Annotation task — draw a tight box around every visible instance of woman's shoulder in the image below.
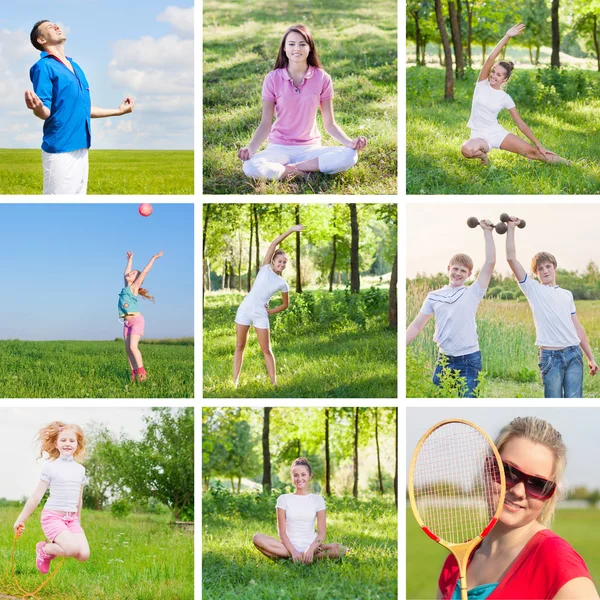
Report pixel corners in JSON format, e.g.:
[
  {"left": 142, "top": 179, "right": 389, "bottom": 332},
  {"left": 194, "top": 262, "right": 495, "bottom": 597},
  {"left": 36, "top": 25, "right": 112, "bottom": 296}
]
[
  {"left": 311, "top": 67, "right": 331, "bottom": 81},
  {"left": 532, "top": 530, "right": 585, "bottom": 561}
]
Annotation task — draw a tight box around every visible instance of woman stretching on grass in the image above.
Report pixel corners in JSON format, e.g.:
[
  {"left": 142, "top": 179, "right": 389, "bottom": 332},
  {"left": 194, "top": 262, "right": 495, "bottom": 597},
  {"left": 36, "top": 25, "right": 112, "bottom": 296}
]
[
  {"left": 237, "top": 24, "right": 367, "bottom": 181},
  {"left": 119, "top": 250, "right": 163, "bottom": 382},
  {"left": 461, "top": 23, "right": 568, "bottom": 166},
  {"left": 437, "top": 417, "right": 598, "bottom": 599},
  {"left": 253, "top": 457, "right": 346, "bottom": 563},
  {"left": 13, "top": 422, "right": 90, "bottom": 574},
  {"left": 234, "top": 225, "right": 303, "bottom": 386}
]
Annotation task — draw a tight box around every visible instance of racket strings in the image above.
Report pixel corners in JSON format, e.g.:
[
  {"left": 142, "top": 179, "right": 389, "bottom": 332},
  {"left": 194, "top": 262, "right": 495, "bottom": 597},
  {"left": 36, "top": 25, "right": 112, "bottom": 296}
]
[{"left": 412, "top": 422, "right": 500, "bottom": 545}]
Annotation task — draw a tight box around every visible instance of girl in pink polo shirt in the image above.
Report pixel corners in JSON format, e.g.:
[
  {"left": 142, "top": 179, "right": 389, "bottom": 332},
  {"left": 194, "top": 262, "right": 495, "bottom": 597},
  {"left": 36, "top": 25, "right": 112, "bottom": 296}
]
[{"left": 238, "top": 24, "right": 367, "bottom": 181}]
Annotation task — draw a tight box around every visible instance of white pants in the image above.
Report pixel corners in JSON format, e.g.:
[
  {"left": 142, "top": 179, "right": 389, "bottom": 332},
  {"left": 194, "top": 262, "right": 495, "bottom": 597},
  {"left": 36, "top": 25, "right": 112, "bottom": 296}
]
[
  {"left": 243, "top": 143, "right": 358, "bottom": 180},
  {"left": 42, "top": 149, "right": 89, "bottom": 195},
  {"left": 469, "top": 126, "right": 511, "bottom": 152}
]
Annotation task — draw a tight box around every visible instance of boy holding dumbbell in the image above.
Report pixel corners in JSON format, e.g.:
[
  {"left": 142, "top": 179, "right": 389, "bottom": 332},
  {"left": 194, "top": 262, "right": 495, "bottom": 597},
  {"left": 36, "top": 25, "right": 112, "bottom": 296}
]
[
  {"left": 506, "top": 216, "right": 598, "bottom": 397},
  {"left": 406, "top": 219, "right": 496, "bottom": 397}
]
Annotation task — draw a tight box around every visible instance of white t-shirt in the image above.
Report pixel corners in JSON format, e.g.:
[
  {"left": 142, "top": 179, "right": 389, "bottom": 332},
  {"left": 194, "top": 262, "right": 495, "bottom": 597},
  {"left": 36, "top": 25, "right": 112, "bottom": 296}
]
[
  {"left": 420, "top": 282, "right": 487, "bottom": 356},
  {"left": 241, "top": 264, "right": 289, "bottom": 309},
  {"left": 467, "top": 80, "right": 516, "bottom": 131},
  {"left": 40, "top": 455, "right": 86, "bottom": 513},
  {"left": 518, "top": 275, "right": 580, "bottom": 348},
  {"left": 276, "top": 493, "right": 326, "bottom": 553}
]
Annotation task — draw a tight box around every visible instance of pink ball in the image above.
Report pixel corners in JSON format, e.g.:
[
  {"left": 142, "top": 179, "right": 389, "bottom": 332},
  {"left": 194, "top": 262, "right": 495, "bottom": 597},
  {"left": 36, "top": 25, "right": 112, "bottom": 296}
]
[{"left": 139, "top": 203, "right": 153, "bottom": 217}]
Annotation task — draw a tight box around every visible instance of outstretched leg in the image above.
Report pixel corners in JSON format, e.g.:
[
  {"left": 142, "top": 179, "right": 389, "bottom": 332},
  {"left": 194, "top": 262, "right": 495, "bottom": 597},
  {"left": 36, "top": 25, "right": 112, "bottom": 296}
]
[
  {"left": 500, "top": 133, "right": 569, "bottom": 163},
  {"left": 255, "top": 327, "right": 276, "bottom": 385},
  {"left": 252, "top": 533, "right": 289, "bottom": 559},
  {"left": 44, "top": 530, "right": 90, "bottom": 562},
  {"left": 461, "top": 138, "right": 490, "bottom": 165},
  {"left": 314, "top": 543, "right": 347, "bottom": 560},
  {"left": 234, "top": 324, "right": 250, "bottom": 386}
]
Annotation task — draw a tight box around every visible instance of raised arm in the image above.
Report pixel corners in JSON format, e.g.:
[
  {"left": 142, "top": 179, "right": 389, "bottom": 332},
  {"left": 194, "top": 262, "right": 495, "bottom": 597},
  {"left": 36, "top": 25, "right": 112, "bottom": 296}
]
[
  {"left": 276, "top": 508, "right": 303, "bottom": 562},
  {"left": 476, "top": 220, "right": 496, "bottom": 289},
  {"left": 238, "top": 101, "right": 275, "bottom": 161},
  {"left": 13, "top": 480, "right": 49, "bottom": 533},
  {"left": 263, "top": 225, "right": 305, "bottom": 265},
  {"left": 132, "top": 251, "right": 163, "bottom": 292},
  {"left": 124, "top": 251, "right": 134, "bottom": 278},
  {"left": 478, "top": 24, "right": 525, "bottom": 82},
  {"left": 91, "top": 97, "right": 134, "bottom": 118},
  {"left": 505, "top": 218, "right": 526, "bottom": 282}
]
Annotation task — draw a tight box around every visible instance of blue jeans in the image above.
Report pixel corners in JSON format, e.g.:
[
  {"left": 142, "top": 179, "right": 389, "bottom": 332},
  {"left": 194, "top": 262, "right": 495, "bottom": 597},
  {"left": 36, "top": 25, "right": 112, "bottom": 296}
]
[
  {"left": 538, "top": 346, "right": 583, "bottom": 398},
  {"left": 433, "top": 351, "right": 482, "bottom": 398}
]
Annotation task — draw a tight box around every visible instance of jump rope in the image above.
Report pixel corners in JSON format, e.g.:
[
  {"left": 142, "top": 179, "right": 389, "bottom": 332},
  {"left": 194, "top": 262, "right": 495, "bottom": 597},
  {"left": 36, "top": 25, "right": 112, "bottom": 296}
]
[{"left": 10, "top": 525, "right": 65, "bottom": 599}]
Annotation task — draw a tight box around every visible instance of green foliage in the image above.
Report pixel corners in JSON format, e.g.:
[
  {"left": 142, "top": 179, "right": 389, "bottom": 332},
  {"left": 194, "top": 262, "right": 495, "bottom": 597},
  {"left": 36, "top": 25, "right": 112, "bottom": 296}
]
[{"left": 110, "top": 498, "right": 133, "bottom": 519}]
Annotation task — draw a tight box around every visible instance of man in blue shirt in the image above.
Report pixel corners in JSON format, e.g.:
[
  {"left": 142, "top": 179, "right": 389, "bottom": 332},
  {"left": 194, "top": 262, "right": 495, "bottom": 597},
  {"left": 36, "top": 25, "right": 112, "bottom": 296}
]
[{"left": 25, "top": 20, "right": 135, "bottom": 195}]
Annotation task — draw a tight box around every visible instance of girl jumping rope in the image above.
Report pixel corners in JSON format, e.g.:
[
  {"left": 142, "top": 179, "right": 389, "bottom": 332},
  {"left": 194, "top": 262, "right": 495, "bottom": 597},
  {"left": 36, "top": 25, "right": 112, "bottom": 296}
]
[
  {"left": 252, "top": 457, "right": 346, "bottom": 563},
  {"left": 13, "top": 422, "right": 89, "bottom": 575},
  {"left": 119, "top": 250, "right": 163, "bottom": 382},
  {"left": 461, "top": 23, "right": 568, "bottom": 166},
  {"left": 237, "top": 24, "right": 367, "bottom": 181},
  {"left": 234, "top": 225, "right": 303, "bottom": 386}
]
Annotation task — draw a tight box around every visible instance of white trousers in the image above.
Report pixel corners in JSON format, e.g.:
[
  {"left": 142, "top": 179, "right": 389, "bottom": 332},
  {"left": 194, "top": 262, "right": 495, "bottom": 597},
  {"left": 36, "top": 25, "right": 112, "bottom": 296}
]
[
  {"left": 42, "top": 149, "right": 89, "bottom": 195},
  {"left": 243, "top": 143, "right": 358, "bottom": 180}
]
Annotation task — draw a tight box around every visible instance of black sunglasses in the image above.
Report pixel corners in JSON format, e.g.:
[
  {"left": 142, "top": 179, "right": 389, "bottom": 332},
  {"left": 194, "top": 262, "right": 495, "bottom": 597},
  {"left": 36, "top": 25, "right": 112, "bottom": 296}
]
[{"left": 491, "top": 459, "right": 556, "bottom": 500}]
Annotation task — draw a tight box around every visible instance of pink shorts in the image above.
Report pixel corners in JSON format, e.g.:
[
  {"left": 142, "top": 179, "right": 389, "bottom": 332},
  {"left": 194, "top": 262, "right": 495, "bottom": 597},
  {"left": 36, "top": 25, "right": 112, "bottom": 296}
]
[
  {"left": 41, "top": 510, "right": 84, "bottom": 542},
  {"left": 123, "top": 314, "right": 145, "bottom": 338}
]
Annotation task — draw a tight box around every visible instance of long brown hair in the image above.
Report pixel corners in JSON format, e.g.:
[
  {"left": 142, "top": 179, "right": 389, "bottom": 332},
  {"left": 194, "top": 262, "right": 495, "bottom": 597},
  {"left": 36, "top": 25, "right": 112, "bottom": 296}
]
[
  {"left": 36, "top": 421, "right": 86, "bottom": 461},
  {"left": 274, "top": 25, "right": 322, "bottom": 70},
  {"left": 138, "top": 287, "right": 156, "bottom": 303}
]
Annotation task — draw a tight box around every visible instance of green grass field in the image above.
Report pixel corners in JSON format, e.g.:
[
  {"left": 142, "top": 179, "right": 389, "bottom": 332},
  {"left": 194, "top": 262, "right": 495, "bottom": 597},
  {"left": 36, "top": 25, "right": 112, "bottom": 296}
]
[
  {"left": 203, "top": 0, "right": 397, "bottom": 195},
  {"left": 203, "top": 496, "right": 397, "bottom": 600},
  {"left": 406, "top": 507, "right": 600, "bottom": 599},
  {"left": 203, "top": 289, "right": 397, "bottom": 398},
  {"left": 406, "top": 66, "right": 600, "bottom": 195},
  {"left": 0, "top": 340, "right": 193, "bottom": 398},
  {"left": 0, "top": 150, "right": 193, "bottom": 195},
  {"left": 0, "top": 507, "right": 193, "bottom": 600},
  {"left": 406, "top": 282, "right": 600, "bottom": 397}
]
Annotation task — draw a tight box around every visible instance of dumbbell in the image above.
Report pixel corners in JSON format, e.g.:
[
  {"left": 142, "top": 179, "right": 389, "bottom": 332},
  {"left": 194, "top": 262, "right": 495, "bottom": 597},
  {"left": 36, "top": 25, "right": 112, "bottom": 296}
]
[
  {"left": 499, "top": 213, "right": 526, "bottom": 230},
  {"left": 466, "top": 217, "right": 507, "bottom": 235}
]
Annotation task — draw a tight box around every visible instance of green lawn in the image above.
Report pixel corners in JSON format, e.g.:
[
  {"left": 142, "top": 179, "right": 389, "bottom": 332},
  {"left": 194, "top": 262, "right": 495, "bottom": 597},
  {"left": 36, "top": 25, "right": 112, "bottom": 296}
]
[
  {"left": 0, "top": 150, "right": 193, "bottom": 195},
  {"left": 203, "top": 290, "right": 397, "bottom": 398},
  {"left": 406, "top": 507, "right": 600, "bottom": 599},
  {"left": 203, "top": 0, "right": 397, "bottom": 195},
  {"left": 0, "top": 340, "right": 194, "bottom": 398},
  {"left": 406, "top": 67, "right": 600, "bottom": 195}
]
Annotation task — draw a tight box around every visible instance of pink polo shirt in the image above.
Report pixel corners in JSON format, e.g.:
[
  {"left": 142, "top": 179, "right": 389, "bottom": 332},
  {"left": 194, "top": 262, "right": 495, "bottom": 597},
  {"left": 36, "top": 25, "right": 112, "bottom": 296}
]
[{"left": 262, "top": 66, "right": 334, "bottom": 146}]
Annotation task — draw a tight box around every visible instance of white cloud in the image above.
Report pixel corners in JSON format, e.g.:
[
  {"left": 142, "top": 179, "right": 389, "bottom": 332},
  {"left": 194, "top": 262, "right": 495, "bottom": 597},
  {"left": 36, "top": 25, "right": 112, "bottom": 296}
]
[
  {"left": 0, "top": 28, "right": 37, "bottom": 62},
  {"left": 157, "top": 6, "right": 194, "bottom": 37},
  {"left": 110, "top": 35, "right": 193, "bottom": 69},
  {"left": 108, "top": 67, "right": 193, "bottom": 95}
]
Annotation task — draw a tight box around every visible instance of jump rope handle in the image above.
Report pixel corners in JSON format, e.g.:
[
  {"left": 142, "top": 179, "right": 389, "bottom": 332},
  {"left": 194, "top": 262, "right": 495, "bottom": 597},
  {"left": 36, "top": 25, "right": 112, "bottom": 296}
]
[{"left": 14, "top": 523, "right": 24, "bottom": 540}]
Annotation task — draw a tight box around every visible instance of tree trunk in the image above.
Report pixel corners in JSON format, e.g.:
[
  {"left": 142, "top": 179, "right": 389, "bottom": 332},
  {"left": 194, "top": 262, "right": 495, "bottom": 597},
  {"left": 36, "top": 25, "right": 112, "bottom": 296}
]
[
  {"left": 394, "top": 407, "right": 398, "bottom": 507},
  {"left": 413, "top": 13, "right": 421, "bottom": 66},
  {"left": 203, "top": 205, "right": 211, "bottom": 292},
  {"left": 349, "top": 204, "right": 360, "bottom": 293},
  {"left": 435, "top": 0, "right": 455, "bottom": 100},
  {"left": 594, "top": 15, "right": 600, "bottom": 72},
  {"left": 551, "top": 0, "right": 560, "bottom": 68},
  {"left": 375, "top": 408, "right": 384, "bottom": 495},
  {"left": 224, "top": 260, "right": 229, "bottom": 289},
  {"left": 238, "top": 230, "right": 243, "bottom": 291},
  {"left": 353, "top": 407, "right": 359, "bottom": 499},
  {"left": 247, "top": 208, "right": 253, "bottom": 292},
  {"left": 329, "top": 233, "right": 337, "bottom": 292},
  {"left": 262, "top": 408, "right": 272, "bottom": 494},
  {"left": 528, "top": 47, "right": 534, "bottom": 65},
  {"left": 482, "top": 43, "right": 486, "bottom": 65},
  {"left": 389, "top": 251, "right": 397, "bottom": 330},
  {"left": 295, "top": 204, "right": 302, "bottom": 293},
  {"left": 535, "top": 46, "right": 540, "bottom": 66},
  {"left": 297, "top": 439, "right": 301, "bottom": 457},
  {"left": 237, "top": 477, "right": 241, "bottom": 494},
  {"left": 254, "top": 205, "right": 260, "bottom": 274},
  {"left": 325, "top": 408, "right": 331, "bottom": 496},
  {"left": 439, "top": 44, "right": 444, "bottom": 66},
  {"left": 448, "top": 0, "right": 464, "bottom": 78},
  {"left": 421, "top": 38, "right": 427, "bottom": 65},
  {"left": 465, "top": 0, "right": 472, "bottom": 67}
]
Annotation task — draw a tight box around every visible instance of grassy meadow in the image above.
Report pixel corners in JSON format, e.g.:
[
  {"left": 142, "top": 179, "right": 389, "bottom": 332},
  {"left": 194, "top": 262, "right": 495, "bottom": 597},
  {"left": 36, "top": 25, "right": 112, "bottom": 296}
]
[
  {"left": 203, "top": 0, "right": 397, "bottom": 195},
  {"left": 203, "top": 288, "right": 397, "bottom": 398},
  {"left": 406, "top": 507, "right": 600, "bottom": 599},
  {"left": 0, "top": 150, "right": 193, "bottom": 195},
  {"left": 406, "top": 62, "right": 600, "bottom": 195},
  {"left": 0, "top": 340, "right": 194, "bottom": 398},
  {"left": 203, "top": 495, "right": 397, "bottom": 600},
  {"left": 406, "top": 280, "right": 600, "bottom": 397},
  {"left": 0, "top": 507, "right": 193, "bottom": 600}
]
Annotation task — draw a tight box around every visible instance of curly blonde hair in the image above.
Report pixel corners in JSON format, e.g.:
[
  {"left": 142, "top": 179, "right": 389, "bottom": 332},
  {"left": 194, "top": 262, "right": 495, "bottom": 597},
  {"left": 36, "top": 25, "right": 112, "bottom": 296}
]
[{"left": 36, "top": 421, "right": 86, "bottom": 461}]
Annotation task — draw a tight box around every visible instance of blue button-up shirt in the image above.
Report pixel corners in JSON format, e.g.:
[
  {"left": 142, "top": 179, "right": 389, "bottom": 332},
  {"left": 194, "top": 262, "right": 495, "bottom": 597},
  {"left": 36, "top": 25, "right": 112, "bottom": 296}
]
[{"left": 29, "top": 52, "right": 92, "bottom": 153}]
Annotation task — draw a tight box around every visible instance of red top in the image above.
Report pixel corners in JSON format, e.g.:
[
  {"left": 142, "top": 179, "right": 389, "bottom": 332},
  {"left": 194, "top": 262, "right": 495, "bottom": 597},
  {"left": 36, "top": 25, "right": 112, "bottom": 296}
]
[{"left": 438, "top": 530, "right": 592, "bottom": 599}]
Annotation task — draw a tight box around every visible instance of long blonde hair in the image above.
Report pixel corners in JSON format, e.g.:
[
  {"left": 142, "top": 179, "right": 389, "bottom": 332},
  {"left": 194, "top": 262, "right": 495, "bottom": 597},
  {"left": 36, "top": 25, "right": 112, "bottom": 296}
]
[
  {"left": 36, "top": 421, "right": 86, "bottom": 461},
  {"left": 495, "top": 417, "right": 566, "bottom": 527}
]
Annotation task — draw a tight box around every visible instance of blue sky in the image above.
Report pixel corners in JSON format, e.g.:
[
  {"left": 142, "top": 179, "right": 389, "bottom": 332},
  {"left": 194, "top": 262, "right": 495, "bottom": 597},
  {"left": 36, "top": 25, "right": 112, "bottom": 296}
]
[
  {"left": 0, "top": 1, "right": 193, "bottom": 150},
  {"left": 0, "top": 203, "right": 194, "bottom": 340}
]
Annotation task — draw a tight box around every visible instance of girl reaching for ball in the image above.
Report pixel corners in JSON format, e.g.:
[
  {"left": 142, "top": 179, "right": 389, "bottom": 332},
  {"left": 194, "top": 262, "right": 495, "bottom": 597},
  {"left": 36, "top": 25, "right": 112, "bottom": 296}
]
[
  {"left": 237, "top": 24, "right": 367, "bottom": 181},
  {"left": 461, "top": 23, "right": 568, "bottom": 166},
  {"left": 119, "top": 250, "right": 163, "bottom": 382}
]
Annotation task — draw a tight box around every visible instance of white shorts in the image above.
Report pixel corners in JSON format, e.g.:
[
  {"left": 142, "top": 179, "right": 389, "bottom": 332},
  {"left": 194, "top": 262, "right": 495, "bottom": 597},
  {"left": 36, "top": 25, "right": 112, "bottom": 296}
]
[
  {"left": 235, "top": 302, "right": 270, "bottom": 329},
  {"left": 42, "top": 148, "right": 89, "bottom": 195},
  {"left": 469, "top": 127, "right": 511, "bottom": 151}
]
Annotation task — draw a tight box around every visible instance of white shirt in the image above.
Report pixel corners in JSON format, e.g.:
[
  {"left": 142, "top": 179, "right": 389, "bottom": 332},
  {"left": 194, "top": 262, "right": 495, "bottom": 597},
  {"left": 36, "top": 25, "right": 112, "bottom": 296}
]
[
  {"left": 518, "top": 275, "right": 580, "bottom": 348},
  {"left": 276, "top": 493, "right": 326, "bottom": 553},
  {"left": 467, "top": 80, "right": 515, "bottom": 131},
  {"left": 241, "top": 264, "right": 289, "bottom": 309},
  {"left": 40, "top": 455, "right": 86, "bottom": 513},
  {"left": 420, "top": 281, "right": 487, "bottom": 356}
]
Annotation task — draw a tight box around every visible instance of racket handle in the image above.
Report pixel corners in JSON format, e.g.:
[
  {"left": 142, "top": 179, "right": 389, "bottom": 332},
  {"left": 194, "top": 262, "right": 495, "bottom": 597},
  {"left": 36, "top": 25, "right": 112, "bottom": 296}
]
[{"left": 459, "top": 575, "right": 468, "bottom": 600}]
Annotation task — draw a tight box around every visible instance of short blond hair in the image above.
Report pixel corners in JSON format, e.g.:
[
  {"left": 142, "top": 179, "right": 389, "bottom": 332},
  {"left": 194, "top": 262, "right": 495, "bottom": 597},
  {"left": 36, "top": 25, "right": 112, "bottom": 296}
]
[
  {"left": 448, "top": 253, "right": 473, "bottom": 272},
  {"left": 531, "top": 252, "right": 557, "bottom": 275}
]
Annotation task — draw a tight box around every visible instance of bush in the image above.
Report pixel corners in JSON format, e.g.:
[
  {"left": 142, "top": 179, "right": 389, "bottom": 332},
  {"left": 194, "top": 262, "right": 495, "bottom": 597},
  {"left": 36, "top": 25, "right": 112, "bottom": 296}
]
[{"left": 111, "top": 498, "right": 133, "bottom": 519}]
